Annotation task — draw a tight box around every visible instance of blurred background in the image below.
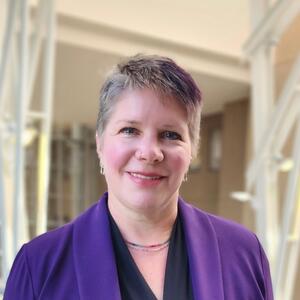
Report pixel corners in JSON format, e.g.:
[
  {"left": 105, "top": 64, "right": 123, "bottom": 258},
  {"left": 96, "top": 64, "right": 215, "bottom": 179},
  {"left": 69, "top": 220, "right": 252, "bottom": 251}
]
[{"left": 0, "top": 0, "right": 300, "bottom": 299}]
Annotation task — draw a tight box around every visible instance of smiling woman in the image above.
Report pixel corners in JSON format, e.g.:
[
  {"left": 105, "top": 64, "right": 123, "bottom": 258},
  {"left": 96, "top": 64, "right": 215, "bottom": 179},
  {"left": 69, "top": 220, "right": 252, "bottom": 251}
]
[
  {"left": 97, "top": 88, "right": 191, "bottom": 220},
  {"left": 4, "top": 55, "right": 273, "bottom": 300}
]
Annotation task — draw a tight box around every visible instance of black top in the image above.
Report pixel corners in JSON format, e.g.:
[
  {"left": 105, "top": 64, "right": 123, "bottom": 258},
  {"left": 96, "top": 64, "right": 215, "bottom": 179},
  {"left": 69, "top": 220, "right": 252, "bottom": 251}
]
[{"left": 109, "top": 211, "right": 194, "bottom": 300}]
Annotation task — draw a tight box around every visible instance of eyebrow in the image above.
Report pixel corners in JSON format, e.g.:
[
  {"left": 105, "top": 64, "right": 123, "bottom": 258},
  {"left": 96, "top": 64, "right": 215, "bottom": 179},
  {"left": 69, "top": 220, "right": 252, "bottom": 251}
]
[
  {"left": 116, "top": 119, "right": 186, "bottom": 132},
  {"left": 161, "top": 124, "right": 182, "bottom": 129},
  {"left": 116, "top": 120, "right": 141, "bottom": 125}
]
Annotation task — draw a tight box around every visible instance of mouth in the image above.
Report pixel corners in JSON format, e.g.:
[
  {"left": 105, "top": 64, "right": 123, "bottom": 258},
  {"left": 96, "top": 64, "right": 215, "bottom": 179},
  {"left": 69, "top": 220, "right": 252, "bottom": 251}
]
[{"left": 127, "top": 172, "right": 166, "bottom": 181}]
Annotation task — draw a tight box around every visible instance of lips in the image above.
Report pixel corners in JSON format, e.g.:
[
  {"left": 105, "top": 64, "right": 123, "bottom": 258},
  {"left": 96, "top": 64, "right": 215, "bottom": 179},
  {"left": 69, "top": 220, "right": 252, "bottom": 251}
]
[{"left": 127, "top": 171, "right": 166, "bottom": 180}]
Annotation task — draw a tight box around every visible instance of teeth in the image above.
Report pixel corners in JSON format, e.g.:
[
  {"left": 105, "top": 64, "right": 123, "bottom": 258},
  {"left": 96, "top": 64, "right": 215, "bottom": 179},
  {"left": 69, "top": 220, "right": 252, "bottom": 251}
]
[{"left": 130, "top": 173, "right": 161, "bottom": 180}]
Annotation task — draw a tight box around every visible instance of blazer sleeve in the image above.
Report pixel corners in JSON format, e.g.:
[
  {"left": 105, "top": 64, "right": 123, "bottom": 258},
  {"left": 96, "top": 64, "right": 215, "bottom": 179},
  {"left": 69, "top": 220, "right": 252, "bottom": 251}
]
[
  {"left": 4, "top": 245, "right": 35, "bottom": 300},
  {"left": 256, "top": 236, "right": 274, "bottom": 300}
]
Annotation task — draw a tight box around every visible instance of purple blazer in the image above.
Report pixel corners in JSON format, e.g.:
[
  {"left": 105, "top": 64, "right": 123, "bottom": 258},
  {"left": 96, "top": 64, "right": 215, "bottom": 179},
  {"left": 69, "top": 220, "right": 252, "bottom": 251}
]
[{"left": 4, "top": 193, "right": 273, "bottom": 299}]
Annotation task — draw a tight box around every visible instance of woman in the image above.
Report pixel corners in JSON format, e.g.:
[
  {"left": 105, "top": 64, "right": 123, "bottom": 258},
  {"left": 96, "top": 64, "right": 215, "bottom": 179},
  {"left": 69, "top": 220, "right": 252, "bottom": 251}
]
[{"left": 4, "top": 55, "right": 273, "bottom": 299}]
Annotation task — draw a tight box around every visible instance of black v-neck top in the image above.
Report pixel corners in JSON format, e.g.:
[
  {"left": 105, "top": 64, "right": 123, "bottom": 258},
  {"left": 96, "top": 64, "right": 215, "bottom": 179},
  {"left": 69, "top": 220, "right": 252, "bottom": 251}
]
[{"left": 109, "top": 211, "right": 194, "bottom": 300}]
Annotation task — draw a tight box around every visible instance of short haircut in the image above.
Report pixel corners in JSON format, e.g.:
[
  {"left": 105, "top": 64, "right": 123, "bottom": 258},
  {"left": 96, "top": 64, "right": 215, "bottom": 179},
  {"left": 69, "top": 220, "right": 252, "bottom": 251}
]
[{"left": 97, "top": 54, "right": 202, "bottom": 157}]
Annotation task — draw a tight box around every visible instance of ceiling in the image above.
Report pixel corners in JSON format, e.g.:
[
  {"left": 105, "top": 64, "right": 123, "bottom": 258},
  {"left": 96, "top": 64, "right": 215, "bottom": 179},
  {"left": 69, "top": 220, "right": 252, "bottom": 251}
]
[
  {"left": 49, "top": 43, "right": 250, "bottom": 127},
  {"left": 52, "top": 0, "right": 251, "bottom": 58},
  {"left": 29, "top": 0, "right": 252, "bottom": 126}
]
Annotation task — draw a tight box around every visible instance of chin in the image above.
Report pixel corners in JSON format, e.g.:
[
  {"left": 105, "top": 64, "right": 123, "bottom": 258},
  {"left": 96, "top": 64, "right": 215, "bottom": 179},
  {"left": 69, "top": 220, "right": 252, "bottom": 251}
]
[
  {"left": 127, "top": 191, "right": 176, "bottom": 213},
  {"left": 127, "top": 194, "right": 160, "bottom": 210}
]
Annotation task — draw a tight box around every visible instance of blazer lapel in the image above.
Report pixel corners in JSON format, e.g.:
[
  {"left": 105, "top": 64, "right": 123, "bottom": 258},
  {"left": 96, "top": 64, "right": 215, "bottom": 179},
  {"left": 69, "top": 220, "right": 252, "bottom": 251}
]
[
  {"left": 73, "top": 192, "right": 121, "bottom": 300},
  {"left": 72, "top": 194, "right": 224, "bottom": 299},
  {"left": 179, "top": 198, "right": 224, "bottom": 300}
]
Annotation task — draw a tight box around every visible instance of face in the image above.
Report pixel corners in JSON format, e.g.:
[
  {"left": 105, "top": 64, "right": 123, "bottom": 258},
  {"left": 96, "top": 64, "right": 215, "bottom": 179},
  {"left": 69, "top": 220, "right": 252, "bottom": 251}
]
[{"left": 96, "top": 88, "right": 192, "bottom": 216}]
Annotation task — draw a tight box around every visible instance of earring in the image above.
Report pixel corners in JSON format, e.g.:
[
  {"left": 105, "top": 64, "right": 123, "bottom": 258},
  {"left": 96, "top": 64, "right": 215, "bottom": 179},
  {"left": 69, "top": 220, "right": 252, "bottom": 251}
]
[
  {"left": 99, "top": 161, "right": 104, "bottom": 175},
  {"left": 183, "top": 173, "right": 188, "bottom": 182}
]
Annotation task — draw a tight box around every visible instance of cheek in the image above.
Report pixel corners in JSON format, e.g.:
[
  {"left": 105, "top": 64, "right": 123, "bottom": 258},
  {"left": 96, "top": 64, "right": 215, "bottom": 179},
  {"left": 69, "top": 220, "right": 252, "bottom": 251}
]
[
  {"left": 102, "top": 141, "right": 133, "bottom": 171},
  {"left": 167, "top": 148, "right": 191, "bottom": 172}
]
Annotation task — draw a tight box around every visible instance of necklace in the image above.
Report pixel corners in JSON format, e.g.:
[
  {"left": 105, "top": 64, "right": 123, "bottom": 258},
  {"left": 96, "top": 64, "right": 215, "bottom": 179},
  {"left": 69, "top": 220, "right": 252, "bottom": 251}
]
[{"left": 125, "top": 238, "right": 171, "bottom": 252}]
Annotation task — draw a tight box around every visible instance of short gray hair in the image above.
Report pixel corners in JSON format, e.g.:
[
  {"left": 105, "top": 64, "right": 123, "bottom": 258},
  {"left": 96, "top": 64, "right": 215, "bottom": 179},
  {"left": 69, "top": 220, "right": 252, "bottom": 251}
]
[{"left": 97, "top": 54, "right": 202, "bottom": 157}]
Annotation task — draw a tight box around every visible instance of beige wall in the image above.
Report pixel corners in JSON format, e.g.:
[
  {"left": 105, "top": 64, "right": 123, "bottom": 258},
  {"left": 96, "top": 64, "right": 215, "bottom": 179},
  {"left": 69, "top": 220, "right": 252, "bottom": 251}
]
[
  {"left": 181, "top": 113, "right": 222, "bottom": 213},
  {"left": 181, "top": 98, "right": 250, "bottom": 225},
  {"left": 217, "top": 99, "right": 249, "bottom": 224},
  {"left": 181, "top": 114, "right": 222, "bottom": 213}
]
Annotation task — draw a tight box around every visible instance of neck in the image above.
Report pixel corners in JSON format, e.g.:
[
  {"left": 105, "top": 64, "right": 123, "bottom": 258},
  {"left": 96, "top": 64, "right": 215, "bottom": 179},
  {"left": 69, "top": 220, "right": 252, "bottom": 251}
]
[{"left": 107, "top": 194, "right": 178, "bottom": 245}]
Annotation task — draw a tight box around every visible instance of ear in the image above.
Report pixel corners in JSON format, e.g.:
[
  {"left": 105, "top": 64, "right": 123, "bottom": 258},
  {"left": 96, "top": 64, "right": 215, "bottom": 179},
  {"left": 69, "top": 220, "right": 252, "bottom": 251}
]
[{"left": 95, "top": 131, "right": 102, "bottom": 158}]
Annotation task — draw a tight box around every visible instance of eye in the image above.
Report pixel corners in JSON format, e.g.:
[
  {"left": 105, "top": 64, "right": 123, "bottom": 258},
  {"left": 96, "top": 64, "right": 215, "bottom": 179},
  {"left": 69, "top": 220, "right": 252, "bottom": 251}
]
[
  {"left": 161, "top": 131, "right": 182, "bottom": 141},
  {"left": 119, "top": 127, "right": 138, "bottom": 135}
]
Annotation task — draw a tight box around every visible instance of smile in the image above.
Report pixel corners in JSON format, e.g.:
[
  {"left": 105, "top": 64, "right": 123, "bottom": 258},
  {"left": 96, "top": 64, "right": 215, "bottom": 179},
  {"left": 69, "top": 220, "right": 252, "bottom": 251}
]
[{"left": 128, "top": 172, "right": 164, "bottom": 180}]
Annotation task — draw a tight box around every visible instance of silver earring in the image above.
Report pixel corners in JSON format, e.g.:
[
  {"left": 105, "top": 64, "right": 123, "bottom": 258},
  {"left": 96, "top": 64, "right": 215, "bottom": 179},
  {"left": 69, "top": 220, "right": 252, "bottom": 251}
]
[
  {"left": 99, "top": 161, "right": 104, "bottom": 175},
  {"left": 183, "top": 173, "right": 188, "bottom": 182}
]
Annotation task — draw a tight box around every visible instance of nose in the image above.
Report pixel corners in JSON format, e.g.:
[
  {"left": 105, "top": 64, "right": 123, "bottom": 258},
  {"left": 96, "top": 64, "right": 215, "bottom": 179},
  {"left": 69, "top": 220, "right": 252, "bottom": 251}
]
[{"left": 135, "top": 135, "right": 164, "bottom": 164}]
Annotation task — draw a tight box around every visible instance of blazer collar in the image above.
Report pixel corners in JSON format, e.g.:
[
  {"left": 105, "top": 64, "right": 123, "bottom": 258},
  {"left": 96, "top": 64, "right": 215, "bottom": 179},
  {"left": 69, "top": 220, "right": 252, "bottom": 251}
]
[
  {"left": 72, "top": 193, "right": 224, "bottom": 300},
  {"left": 73, "top": 192, "right": 121, "bottom": 300},
  {"left": 179, "top": 198, "right": 224, "bottom": 299}
]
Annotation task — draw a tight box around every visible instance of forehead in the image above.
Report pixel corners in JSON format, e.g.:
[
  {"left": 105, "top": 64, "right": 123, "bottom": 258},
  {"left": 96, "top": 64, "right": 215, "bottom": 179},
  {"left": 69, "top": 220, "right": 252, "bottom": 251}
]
[{"left": 109, "top": 88, "right": 188, "bottom": 122}]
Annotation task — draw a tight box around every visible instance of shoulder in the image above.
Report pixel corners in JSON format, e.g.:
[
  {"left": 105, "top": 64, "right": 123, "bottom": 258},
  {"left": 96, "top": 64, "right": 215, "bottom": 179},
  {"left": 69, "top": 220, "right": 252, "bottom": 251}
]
[
  {"left": 5, "top": 201, "right": 101, "bottom": 298},
  {"left": 202, "top": 210, "right": 273, "bottom": 299},
  {"left": 179, "top": 199, "right": 266, "bottom": 269},
  {"left": 203, "top": 211, "right": 267, "bottom": 268},
  {"left": 180, "top": 199, "right": 258, "bottom": 246},
  {"left": 27, "top": 221, "right": 74, "bottom": 253},
  {"left": 25, "top": 200, "right": 100, "bottom": 255},
  {"left": 4, "top": 225, "right": 73, "bottom": 299},
  {"left": 205, "top": 211, "right": 259, "bottom": 248},
  {"left": 180, "top": 200, "right": 273, "bottom": 298}
]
